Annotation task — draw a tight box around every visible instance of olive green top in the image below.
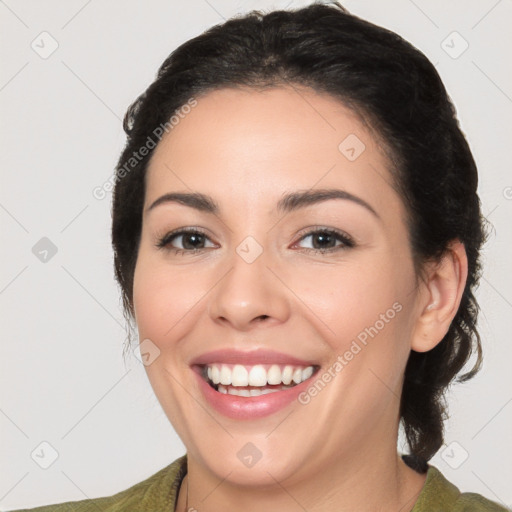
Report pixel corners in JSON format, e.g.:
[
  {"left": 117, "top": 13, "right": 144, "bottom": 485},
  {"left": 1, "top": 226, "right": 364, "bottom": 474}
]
[{"left": 7, "top": 454, "right": 509, "bottom": 511}]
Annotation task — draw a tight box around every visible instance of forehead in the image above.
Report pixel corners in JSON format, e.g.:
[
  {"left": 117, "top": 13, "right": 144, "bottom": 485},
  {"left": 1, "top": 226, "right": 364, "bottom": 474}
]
[
  {"left": 149, "top": 86, "right": 373, "bottom": 167},
  {"left": 144, "top": 86, "right": 404, "bottom": 224}
]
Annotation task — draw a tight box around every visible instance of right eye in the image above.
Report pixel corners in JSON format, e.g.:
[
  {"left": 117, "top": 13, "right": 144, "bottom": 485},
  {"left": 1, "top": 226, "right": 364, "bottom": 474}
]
[{"left": 156, "top": 227, "right": 216, "bottom": 255}]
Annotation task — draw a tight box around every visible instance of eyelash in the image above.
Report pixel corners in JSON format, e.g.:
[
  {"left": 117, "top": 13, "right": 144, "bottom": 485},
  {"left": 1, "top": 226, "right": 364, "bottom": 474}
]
[{"left": 155, "top": 226, "right": 355, "bottom": 256}]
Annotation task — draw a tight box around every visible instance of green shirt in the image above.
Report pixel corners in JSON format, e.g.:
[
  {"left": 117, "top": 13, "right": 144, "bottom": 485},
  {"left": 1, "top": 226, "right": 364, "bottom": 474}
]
[{"left": 7, "top": 454, "right": 508, "bottom": 511}]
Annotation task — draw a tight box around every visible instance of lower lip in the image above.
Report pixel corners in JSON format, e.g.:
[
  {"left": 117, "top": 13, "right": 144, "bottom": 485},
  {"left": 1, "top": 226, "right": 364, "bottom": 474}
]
[{"left": 192, "top": 367, "right": 316, "bottom": 420}]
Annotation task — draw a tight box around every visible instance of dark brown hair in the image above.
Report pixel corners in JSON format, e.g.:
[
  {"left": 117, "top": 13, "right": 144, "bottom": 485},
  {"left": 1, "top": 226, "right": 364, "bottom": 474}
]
[{"left": 111, "top": 1, "right": 488, "bottom": 465}]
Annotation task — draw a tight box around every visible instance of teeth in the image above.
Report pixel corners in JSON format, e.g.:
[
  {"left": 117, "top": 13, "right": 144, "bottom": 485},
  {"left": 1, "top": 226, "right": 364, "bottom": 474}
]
[
  {"left": 204, "top": 363, "right": 316, "bottom": 387},
  {"left": 302, "top": 366, "right": 314, "bottom": 380},
  {"left": 217, "top": 384, "right": 295, "bottom": 396},
  {"left": 267, "top": 365, "right": 282, "bottom": 385},
  {"left": 219, "top": 365, "right": 232, "bottom": 385},
  {"left": 230, "top": 387, "right": 250, "bottom": 397},
  {"left": 211, "top": 365, "right": 220, "bottom": 384},
  {"left": 232, "top": 365, "right": 249, "bottom": 386},
  {"left": 248, "top": 365, "right": 267, "bottom": 386},
  {"left": 282, "top": 365, "right": 293, "bottom": 385},
  {"left": 292, "top": 368, "right": 302, "bottom": 384}
]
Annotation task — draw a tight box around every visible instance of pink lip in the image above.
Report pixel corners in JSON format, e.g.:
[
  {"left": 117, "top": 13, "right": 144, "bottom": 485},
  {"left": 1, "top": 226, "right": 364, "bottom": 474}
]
[
  {"left": 192, "top": 368, "right": 318, "bottom": 420},
  {"left": 190, "top": 348, "right": 317, "bottom": 367}
]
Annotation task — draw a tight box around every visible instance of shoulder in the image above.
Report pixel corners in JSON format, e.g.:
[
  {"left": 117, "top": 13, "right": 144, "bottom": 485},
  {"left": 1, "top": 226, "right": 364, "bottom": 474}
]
[
  {"left": 6, "top": 454, "right": 187, "bottom": 512},
  {"left": 412, "top": 464, "right": 509, "bottom": 512},
  {"left": 453, "top": 492, "right": 510, "bottom": 511}
]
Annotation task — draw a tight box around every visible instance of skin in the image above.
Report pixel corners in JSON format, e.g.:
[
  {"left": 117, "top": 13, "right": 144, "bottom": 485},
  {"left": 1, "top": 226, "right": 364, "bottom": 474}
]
[{"left": 132, "top": 86, "right": 468, "bottom": 512}]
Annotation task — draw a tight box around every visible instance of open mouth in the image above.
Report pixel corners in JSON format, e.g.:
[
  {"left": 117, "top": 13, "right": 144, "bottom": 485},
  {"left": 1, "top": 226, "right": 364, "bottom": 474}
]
[{"left": 197, "top": 363, "right": 320, "bottom": 397}]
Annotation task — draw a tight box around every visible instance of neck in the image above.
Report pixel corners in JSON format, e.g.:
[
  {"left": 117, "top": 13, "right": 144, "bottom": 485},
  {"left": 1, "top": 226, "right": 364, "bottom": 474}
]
[{"left": 176, "top": 429, "right": 427, "bottom": 512}]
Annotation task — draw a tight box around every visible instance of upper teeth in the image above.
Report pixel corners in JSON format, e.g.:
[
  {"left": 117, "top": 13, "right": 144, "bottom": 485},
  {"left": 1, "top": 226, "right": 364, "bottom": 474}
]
[{"left": 205, "top": 364, "right": 315, "bottom": 387}]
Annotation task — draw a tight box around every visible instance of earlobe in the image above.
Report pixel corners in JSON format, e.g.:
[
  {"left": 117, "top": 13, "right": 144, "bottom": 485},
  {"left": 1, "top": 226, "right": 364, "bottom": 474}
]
[{"left": 411, "top": 240, "right": 468, "bottom": 353}]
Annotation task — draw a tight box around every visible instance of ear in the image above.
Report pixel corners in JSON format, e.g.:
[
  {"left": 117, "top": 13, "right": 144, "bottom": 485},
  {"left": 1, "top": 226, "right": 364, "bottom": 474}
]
[{"left": 411, "top": 240, "right": 468, "bottom": 353}]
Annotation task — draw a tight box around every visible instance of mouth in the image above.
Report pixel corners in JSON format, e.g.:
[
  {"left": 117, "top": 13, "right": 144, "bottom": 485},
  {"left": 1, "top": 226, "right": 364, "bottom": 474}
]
[{"left": 194, "top": 363, "right": 321, "bottom": 397}]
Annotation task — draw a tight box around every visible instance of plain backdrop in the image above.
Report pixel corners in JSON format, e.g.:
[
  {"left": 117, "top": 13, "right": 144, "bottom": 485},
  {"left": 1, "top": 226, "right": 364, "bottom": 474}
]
[{"left": 1, "top": 0, "right": 511, "bottom": 510}]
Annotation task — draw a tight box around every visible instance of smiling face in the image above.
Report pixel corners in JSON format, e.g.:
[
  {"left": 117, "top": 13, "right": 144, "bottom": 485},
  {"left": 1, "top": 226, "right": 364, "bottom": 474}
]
[{"left": 132, "top": 86, "right": 428, "bottom": 488}]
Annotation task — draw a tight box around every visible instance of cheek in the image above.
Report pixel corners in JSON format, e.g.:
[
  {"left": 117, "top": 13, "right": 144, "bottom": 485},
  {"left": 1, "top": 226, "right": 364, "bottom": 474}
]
[
  {"left": 294, "top": 254, "right": 411, "bottom": 342},
  {"left": 132, "top": 254, "right": 211, "bottom": 346},
  {"left": 297, "top": 251, "right": 416, "bottom": 392},
  {"left": 133, "top": 255, "right": 191, "bottom": 345}
]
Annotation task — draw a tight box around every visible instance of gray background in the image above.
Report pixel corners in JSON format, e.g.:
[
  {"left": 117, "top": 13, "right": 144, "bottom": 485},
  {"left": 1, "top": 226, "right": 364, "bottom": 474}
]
[{"left": 1, "top": 0, "right": 511, "bottom": 510}]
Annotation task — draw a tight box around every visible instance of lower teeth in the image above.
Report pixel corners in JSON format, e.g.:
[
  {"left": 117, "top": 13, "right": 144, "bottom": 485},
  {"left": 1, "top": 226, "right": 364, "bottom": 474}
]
[{"left": 214, "top": 383, "right": 296, "bottom": 396}]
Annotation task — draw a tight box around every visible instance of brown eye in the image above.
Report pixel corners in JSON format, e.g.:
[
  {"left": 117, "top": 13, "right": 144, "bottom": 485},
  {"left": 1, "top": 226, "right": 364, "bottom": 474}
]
[
  {"left": 156, "top": 228, "right": 215, "bottom": 254},
  {"left": 295, "top": 228, "right": 355, "bottom": 253}
]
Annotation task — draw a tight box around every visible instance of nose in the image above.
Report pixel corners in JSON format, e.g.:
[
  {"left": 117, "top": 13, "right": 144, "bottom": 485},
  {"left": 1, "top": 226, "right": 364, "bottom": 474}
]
[{"left": 207, "top": 245, "right": 290, "bottom": 331}]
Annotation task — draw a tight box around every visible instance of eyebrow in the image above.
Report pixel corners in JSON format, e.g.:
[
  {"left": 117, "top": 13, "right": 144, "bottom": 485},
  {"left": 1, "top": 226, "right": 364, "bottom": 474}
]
[
  {"left": 146, "top": 188, "right": 380, "bottom": 219},
  {"left": 276, "top": 188, "right": 379, "bottom": 219}
]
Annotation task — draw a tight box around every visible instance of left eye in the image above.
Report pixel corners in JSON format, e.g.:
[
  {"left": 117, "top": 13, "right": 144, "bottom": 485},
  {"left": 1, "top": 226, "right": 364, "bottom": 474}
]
[{"left": 294, "top": 229, "right": 355, "bottom": 252}]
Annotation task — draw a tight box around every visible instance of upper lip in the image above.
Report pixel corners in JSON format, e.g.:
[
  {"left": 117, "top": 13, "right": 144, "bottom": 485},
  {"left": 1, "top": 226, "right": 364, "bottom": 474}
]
[{"left": 190, "top": 348, "right": 319, "bottom": 367}]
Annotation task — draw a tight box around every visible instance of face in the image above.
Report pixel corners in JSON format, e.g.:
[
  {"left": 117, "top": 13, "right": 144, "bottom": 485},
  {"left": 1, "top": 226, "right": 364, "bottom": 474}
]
[{"left": 132, "top": 86, "right": 425, "bottom": 487}]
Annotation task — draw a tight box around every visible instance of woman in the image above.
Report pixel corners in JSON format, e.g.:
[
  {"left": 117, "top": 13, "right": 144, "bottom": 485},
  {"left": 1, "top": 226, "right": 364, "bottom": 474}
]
[{"left": 11, "top": 2, "right": 508, "bottom": 511}]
